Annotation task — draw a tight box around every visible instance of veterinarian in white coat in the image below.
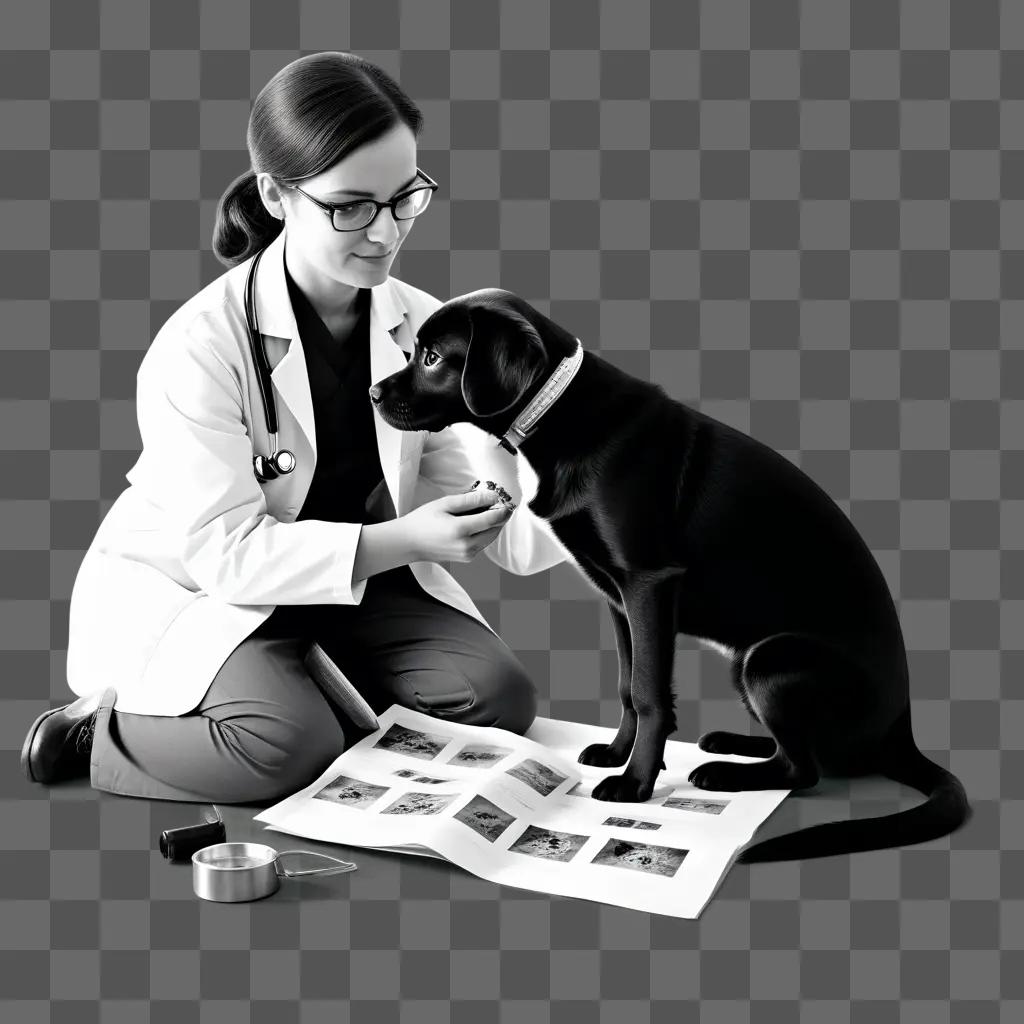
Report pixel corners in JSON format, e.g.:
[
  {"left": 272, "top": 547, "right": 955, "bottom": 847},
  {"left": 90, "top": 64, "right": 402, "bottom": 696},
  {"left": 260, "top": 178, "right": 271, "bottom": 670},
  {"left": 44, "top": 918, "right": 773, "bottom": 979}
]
[
  {"left": 53, "top": 53, "right": 569, "bottom": 803},
  {"left": 65, "top": 224, "right": 566, "bottom": 710}
]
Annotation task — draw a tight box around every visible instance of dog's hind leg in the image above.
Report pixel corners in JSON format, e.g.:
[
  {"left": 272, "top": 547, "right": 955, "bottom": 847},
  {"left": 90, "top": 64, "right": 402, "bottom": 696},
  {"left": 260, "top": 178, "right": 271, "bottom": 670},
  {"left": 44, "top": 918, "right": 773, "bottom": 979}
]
[
  {"left": 690, "top": 632, "right": 864, "bottom": 792},
  {"left": 589, "top": 571, "right": 682, "bottom": 802},
  {"left": 698, "top": 731, "right": 777, "bottom": 758},
  {"left": 697, "top": 654, "right": 780, "bottom": 758},
  {"left": 578, "top": 604, "right": 637, "bottom": 768}
]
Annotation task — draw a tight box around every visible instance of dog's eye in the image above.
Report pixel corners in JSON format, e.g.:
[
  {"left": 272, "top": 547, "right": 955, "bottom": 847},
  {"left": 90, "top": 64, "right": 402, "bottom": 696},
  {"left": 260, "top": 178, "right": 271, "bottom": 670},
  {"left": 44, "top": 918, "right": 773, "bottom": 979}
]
[{"left": 424, "top": 350, "right": 440, "bottom": 367}]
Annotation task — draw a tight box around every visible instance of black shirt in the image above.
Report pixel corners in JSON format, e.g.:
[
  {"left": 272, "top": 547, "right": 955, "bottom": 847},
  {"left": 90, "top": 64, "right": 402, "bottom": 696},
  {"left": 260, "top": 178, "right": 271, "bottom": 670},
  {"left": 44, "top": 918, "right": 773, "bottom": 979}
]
[{"left": 283, "top": 262, "right": 390, "bottom": 525}]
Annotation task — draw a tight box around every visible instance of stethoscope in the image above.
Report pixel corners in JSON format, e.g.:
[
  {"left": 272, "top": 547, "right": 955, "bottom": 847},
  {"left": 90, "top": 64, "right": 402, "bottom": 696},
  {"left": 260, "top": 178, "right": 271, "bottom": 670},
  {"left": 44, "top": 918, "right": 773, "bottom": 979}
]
[{"left": 245, "top": 244, "right": 296, "bottom": 483}]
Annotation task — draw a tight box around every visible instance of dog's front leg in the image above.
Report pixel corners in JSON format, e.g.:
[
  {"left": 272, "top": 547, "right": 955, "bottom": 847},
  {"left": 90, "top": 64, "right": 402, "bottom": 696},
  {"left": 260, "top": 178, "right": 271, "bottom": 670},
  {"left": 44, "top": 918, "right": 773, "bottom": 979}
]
[
  {"left": 590, "top": 572, "right": 680, "bottom": 802},
  {"left": 578, "top": 603, "right": 635, "bottom": 767}
]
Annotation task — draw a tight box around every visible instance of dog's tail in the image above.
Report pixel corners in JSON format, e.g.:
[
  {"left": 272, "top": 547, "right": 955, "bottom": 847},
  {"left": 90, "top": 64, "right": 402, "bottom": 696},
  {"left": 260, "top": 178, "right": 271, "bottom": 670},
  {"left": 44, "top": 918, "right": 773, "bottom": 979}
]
[{"left": 736, "top": 707, "right": 970, "bottom": 864}]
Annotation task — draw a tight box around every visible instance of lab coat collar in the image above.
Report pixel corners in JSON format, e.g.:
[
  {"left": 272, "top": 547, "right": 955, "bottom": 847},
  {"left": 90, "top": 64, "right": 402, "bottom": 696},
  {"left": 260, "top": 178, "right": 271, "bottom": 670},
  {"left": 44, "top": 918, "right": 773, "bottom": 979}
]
[
  {"left": 252, "top": 226, "right": 409, "bottom": 342},
  {"left": 247, "top": 226, "right": 416, "bottom": 487}
]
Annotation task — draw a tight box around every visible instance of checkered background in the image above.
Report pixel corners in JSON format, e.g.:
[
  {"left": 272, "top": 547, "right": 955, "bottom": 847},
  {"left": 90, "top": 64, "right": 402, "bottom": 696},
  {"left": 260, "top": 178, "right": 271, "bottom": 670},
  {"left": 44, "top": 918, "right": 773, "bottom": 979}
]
[{"left": 1, "top": 0, "right": 1020, "bottom": 1019}]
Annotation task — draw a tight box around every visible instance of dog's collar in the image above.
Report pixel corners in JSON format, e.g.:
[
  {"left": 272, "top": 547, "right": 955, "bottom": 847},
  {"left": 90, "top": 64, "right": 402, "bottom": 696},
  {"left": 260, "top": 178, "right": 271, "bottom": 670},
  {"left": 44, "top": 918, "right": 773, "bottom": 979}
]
[{"left": 496, "top": 337, "right": 584, "bottom": 456}]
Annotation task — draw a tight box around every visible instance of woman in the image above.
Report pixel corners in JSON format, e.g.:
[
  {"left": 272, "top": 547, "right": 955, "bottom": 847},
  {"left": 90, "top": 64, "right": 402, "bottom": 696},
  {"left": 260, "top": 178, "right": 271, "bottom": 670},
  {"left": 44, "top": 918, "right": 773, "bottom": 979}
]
[{"left": 22, "top": 52, "right": 568, "bottom": 804}]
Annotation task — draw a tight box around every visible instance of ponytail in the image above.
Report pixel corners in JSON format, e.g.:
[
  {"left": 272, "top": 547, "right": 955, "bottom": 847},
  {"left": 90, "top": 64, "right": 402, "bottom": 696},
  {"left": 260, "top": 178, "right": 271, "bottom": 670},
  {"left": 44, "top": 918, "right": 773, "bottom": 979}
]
[
  {"left": 211, "top": 168, "right": 283, "bottom": 268},
  {"left": 211, "top": 52, "right": 424, "bottom": 268}
]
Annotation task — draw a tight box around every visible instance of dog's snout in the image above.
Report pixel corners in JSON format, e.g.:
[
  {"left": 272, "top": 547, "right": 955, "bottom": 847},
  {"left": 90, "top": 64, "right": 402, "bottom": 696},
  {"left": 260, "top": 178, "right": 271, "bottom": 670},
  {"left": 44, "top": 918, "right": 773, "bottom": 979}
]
[{"left": 368, "top": 383, "right": 382, "bottom": 404}]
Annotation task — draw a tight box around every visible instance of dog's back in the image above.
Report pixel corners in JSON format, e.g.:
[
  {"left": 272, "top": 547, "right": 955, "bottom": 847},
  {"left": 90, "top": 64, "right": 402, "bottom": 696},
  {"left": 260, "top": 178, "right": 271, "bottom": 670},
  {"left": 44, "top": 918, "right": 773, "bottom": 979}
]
[
  {"left": 670, "top": 406, "right": 904, "bottom": 661},
  {"left": 531, "top": 354, "right": 903, "bottom": 666}
]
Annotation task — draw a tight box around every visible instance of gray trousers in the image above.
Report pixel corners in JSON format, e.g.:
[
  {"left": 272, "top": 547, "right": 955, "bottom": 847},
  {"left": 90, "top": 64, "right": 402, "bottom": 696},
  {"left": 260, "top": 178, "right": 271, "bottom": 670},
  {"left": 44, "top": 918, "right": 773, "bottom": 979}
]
[{"left": 88, "top": 565, "right": 538, "bottom": 804}]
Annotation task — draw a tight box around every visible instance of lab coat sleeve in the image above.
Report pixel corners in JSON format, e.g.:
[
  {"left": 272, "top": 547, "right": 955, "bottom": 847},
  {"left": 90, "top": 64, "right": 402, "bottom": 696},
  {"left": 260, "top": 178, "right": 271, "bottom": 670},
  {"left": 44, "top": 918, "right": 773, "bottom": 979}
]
[
  {"left": 415, "top": 420, "right": 571, "bottom": 576},
  {"left": 129, "top": 325, "right": 369, "bottom": 607}
]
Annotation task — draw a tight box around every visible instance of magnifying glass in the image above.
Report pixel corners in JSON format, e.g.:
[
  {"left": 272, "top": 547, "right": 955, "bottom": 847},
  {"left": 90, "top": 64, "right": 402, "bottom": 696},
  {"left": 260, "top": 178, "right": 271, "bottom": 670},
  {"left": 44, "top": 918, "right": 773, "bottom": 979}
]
[{"left": 192, "top": 842, "right": 357, "bottom": 902}]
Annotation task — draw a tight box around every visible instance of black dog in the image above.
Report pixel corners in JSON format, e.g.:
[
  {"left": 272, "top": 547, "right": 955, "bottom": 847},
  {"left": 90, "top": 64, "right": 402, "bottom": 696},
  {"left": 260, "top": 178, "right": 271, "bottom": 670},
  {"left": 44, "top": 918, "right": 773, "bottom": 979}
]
[{"left": 368, "top": 288, "right": 970, "bottom": 863}]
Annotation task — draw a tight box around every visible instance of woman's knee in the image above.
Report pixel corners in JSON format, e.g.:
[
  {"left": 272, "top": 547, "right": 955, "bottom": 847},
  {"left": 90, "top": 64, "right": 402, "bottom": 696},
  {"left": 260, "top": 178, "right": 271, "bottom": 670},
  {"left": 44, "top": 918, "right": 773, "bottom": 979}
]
[
  {"left": 197, "top": 634, "right": 350, "bottom": 801},
  {"left": 490, "top": 666, "right": 538, "bottom": 735},
  {"left": 213, "top": 687, "right": 346, "bottom": 802},
  {"left": 450, "top": 652, "right": 538, "bottom": 736}
]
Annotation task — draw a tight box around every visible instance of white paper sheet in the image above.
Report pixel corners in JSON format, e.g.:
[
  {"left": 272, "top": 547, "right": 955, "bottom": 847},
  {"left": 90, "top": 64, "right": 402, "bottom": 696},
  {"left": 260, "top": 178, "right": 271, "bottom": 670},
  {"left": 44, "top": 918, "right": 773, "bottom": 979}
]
[{"left": 253, "top": 705, "right": 790, "bottom": 919}]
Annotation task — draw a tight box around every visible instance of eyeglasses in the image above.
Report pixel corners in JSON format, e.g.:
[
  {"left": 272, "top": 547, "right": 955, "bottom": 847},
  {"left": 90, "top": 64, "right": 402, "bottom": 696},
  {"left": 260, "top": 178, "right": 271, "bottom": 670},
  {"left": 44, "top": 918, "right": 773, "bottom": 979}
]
[{"left": 282, "top": 168, "right": 439, "bottom": 232}]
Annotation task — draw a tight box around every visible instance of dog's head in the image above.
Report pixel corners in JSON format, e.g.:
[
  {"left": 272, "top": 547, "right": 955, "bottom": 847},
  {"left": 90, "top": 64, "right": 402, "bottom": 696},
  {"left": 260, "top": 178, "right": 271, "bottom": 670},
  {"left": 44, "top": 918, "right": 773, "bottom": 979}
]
[{"left": 369, "top": 288, "right": 551, "bottom": 434}]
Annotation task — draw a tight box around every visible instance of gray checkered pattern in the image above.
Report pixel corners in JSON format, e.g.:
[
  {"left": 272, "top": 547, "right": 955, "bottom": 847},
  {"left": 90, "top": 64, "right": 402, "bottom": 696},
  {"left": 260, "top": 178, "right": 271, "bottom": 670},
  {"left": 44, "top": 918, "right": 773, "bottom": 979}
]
[{"left": 1, "top": 0, "right": 1018, "bottom": 1019}]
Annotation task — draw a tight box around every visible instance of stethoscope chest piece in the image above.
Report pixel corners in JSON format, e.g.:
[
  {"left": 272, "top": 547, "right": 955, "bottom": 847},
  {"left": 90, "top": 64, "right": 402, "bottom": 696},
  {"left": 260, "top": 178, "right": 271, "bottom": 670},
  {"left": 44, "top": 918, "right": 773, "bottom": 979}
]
[
  {"left": 274, "top": 449, "right": 296, "bottom": 473},
  {"left": 192, "top": 842, "right": 356, "bottom": 902},
  {"left": 253, "top": 443, "right": 295, "bottom": 483}
]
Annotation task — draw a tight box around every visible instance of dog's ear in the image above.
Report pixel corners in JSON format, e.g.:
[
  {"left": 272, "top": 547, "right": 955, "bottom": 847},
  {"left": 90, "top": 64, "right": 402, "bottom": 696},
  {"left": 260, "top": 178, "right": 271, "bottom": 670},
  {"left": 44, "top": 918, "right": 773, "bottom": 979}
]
[{"left": 460, "top": 305, "right": 548, "bottom": 418}]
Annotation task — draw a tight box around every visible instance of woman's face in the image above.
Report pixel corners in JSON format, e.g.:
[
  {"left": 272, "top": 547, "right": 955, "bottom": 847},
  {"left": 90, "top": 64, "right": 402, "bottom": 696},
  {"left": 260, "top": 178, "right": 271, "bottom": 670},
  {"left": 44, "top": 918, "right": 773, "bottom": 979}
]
[{"left": 259, "top": 122, "right": 419, "bottom": 290}]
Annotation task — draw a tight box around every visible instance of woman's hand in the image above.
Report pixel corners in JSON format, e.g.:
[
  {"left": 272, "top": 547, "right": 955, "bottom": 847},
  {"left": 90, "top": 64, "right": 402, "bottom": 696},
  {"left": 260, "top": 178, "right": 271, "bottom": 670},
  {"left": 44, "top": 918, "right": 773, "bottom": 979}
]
[{"left": 401, "top": 486, "right": 515, "bottom": 563}]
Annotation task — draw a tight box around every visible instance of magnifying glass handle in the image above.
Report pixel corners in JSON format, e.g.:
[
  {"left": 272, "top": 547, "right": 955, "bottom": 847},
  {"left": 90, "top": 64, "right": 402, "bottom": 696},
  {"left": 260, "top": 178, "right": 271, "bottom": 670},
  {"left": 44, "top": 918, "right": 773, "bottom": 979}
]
[{"left": 274, "top": 849, "right": 358, "bottom": 878}]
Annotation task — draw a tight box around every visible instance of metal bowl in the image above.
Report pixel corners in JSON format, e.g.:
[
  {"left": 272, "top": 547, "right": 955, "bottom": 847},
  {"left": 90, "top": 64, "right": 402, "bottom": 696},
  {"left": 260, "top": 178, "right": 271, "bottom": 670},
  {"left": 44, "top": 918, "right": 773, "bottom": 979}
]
[{"left": 192, "top": 842, "right": 281, "bottom": 902}]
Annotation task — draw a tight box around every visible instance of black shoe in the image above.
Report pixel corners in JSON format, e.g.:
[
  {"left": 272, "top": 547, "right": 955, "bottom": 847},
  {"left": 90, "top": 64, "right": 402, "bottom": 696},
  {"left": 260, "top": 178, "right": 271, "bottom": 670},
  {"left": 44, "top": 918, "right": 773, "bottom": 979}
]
[{"left": 20, "top": 688, "right": 116, "bottom": 785}]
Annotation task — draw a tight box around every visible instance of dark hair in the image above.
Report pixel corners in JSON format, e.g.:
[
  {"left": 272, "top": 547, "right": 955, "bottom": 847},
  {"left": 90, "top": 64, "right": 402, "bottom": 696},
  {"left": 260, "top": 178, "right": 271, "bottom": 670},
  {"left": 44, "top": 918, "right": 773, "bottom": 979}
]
[{"left": 212, "top": 51, "right": 424, "bottom": 267}]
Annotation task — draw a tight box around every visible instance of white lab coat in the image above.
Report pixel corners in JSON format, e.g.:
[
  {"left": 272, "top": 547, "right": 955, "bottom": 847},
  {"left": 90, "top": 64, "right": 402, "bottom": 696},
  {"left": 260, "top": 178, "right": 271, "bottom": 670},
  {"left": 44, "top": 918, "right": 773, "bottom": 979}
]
[{"left": 66, "top": 227, "right": 569, "bottom": 716}]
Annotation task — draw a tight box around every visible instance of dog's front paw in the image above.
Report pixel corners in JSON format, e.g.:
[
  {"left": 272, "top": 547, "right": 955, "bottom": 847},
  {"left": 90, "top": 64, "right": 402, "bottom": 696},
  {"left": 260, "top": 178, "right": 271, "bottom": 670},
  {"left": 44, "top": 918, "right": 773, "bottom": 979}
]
[
  {"left": 689, "top": 760, "right": 747, "bottom": 792},
  {"left": 591, "top": 772, "right": 655, "bottom": 803},
  {"left": 578, "top": 742, "right": 628, "bottom": 768}
]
